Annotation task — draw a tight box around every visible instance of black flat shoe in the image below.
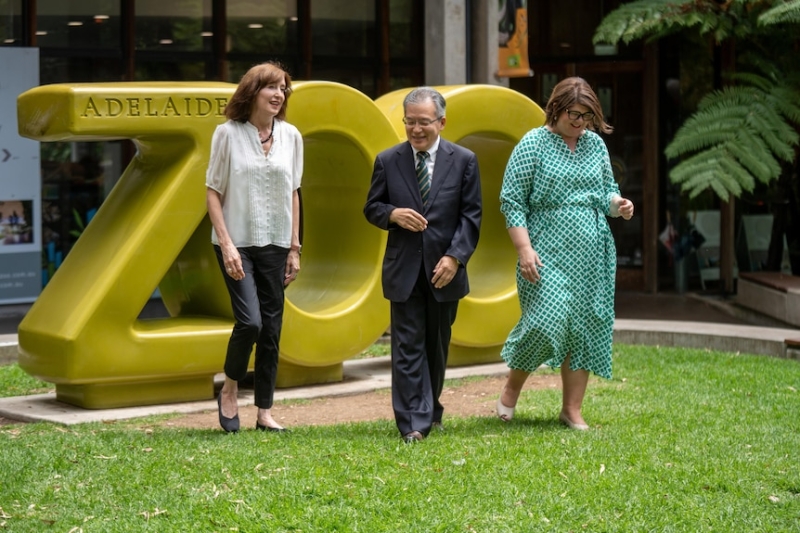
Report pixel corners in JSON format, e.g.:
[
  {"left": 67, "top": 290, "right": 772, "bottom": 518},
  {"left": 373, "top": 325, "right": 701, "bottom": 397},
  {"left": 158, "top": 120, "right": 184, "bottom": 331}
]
[
  {"left": 256, "top": 421, "right": 288, "bottom": 433},
  {"left": 217, "top": 393, "right": 240, "bottom": 433}
]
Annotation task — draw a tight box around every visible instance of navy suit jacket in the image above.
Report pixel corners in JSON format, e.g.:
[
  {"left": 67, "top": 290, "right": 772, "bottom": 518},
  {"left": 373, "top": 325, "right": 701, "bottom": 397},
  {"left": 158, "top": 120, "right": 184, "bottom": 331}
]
[{"left": 364, "top": 138, "right": 482, "bottom": 303}]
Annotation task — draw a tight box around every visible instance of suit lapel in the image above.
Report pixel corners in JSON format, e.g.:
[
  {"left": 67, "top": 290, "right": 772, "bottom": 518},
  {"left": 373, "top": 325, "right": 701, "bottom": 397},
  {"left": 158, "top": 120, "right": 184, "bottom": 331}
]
[
  {"left": 425, "top": 139, "right": 453, "bottom": 210},
  {"left": 394, "top": 142, "right": 424, "bottom": 210}
]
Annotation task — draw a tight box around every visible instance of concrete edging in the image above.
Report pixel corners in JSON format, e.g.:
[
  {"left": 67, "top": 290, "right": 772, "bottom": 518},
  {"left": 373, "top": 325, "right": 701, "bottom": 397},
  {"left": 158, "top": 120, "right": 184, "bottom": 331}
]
[{"left": 613, "top": 319, "right": 798, "bottom": 359}]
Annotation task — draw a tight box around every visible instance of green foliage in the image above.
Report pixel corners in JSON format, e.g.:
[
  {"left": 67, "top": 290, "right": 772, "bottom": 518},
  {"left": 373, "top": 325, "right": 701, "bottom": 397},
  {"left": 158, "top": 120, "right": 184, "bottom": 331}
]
[
  {"left": 759, "top": 0, "right": 800, "bottom": 25},
  {"left": 593, "top": 0, "right": 772, "bottom": 46},
  {"left": 595, "top": 0, "right": 800, "bottom": 200},
  {"left": 666, "top": 80, "right": 800, "bottom": 199},
  {"left": 1, "top": 346, "right": 799, "bottom": 532}
]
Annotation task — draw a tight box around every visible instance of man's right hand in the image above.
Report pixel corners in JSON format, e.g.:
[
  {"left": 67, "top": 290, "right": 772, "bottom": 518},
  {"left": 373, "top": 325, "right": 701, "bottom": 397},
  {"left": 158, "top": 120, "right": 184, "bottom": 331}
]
[{"left": 389, "top": 208, "right": 428, "bottom": 232}]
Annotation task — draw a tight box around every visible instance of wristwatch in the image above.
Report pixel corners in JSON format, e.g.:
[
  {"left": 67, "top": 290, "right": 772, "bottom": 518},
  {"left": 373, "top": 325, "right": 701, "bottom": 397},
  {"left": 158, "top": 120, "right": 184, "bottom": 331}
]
[{"left": 291, "top": 244, "right": 302, "bottom": 255}]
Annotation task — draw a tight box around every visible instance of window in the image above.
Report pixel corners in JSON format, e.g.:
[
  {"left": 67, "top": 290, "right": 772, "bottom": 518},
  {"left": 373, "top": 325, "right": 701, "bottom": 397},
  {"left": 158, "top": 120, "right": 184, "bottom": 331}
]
[
  {"left": 0, "top": 0, "right": 22, "bottom": 46},
  {"left": 36, "top": 0, "right": 120, "bottom": 50}
]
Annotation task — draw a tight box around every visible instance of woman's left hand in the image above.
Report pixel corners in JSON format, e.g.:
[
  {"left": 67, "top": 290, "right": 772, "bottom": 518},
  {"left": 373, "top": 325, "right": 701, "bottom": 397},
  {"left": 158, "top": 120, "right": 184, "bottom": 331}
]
[
  {"left": 616, "top": 197, "right": 635, "bottom": 220},
  {"left": 284, "top": 250, "right": 300, "bottom": 286}
]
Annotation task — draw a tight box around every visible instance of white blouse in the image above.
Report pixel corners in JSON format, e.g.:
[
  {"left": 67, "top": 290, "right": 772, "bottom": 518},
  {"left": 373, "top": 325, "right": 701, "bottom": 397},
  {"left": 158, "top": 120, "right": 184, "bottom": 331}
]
[{"left": 206, "top": 119, "right": 303, "bottom": 248}]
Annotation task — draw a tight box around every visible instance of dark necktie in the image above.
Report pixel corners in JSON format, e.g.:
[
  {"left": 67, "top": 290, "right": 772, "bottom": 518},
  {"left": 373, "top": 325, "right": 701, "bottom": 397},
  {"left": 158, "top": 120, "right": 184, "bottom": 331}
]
[{"left": 416, "top": 151, "right": 431, "bottom": 206}]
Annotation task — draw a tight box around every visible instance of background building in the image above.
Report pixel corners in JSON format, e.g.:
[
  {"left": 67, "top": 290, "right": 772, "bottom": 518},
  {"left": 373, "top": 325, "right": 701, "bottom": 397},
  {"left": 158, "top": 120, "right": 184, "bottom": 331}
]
[{"left": 1, "top": 0, "right": 792, "bottom": 305}]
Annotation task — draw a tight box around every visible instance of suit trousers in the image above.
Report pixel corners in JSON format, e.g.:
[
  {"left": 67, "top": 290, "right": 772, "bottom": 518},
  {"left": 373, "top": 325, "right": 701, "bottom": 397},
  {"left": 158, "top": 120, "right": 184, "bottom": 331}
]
[
  {"left": 390, "top": 265, "right": 459, "bottom": 436},
  {"left": 215, "top": 244, "right": 288, "bottom": 409}
]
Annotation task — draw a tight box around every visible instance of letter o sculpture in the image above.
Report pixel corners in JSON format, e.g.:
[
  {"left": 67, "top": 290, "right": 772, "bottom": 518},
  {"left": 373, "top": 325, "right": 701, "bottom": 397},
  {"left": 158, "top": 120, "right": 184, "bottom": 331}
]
[{"left": 375, "top": 85, "right": 545, "bottom": 365}]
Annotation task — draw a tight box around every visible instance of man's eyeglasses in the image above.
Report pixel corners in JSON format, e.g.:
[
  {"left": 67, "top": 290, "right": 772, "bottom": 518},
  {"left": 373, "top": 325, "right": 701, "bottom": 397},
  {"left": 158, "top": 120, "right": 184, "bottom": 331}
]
[
  {"left": 402, "top": 117, "right": 442, "bottom": 127},
  {"left": 566, "top": 110, "right": 595, "bottom": 122}
]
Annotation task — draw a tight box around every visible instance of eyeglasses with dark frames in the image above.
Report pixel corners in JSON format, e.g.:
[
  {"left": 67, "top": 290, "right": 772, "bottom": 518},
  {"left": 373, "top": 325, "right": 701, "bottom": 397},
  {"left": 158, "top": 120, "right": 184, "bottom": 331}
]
[
  {"left": 402, "top": 117, "right": 442, "bottom": 127},
  {"left": 565, "top": 109, "right": 595, "bottom": 122}
]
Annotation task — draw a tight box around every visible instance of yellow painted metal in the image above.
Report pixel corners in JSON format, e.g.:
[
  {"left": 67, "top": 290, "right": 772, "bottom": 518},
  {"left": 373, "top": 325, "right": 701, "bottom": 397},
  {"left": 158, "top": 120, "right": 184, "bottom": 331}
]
[
  {"left": 16, "top": 81, "right": 542, "bottom": 408},
  {"left": 375, "top": 85, "right": 545, "bottom": 364},
  {"left": 16, "top": 81, "right": 395, "bottom": 407}
]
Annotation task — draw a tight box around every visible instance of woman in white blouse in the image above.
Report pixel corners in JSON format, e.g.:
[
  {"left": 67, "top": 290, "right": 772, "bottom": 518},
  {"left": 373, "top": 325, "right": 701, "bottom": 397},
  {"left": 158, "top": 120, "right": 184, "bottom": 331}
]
[{"left": 206, "top": 62, "right": 304, "bottom": 433}]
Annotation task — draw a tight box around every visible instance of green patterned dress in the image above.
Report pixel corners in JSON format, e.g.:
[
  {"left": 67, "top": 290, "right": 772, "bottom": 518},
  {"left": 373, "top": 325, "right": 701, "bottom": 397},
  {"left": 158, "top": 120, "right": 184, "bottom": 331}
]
[{"left": 499, "top": 127, "right": 620, "bottom": 379}]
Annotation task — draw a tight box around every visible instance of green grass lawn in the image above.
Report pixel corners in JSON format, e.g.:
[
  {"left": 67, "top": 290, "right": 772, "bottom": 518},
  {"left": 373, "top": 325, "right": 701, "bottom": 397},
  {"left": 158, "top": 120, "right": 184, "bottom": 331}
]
[{"left": 1, "top": 344, "right": 799, "bottom": 532}]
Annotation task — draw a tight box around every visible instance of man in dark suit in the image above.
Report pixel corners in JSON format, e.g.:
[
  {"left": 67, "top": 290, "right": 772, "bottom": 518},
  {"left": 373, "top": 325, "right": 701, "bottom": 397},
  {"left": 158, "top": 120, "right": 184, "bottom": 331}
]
[{"left": 364, "top": 87, "right": 482, "bottom": 443}]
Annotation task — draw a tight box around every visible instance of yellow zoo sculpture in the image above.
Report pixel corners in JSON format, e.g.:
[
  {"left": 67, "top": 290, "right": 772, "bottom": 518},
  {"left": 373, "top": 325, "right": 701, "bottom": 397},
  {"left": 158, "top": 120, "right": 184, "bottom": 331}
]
[{"left": 16, "top": 81, "right": 545, "bottom": 409}]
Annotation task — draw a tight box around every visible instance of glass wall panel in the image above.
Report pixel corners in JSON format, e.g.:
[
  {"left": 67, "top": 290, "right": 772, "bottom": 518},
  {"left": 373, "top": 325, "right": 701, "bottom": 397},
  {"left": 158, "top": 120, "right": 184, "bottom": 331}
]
[
  {"left": 229, "top": 58, "right": 300, "bottom": 84},
  {"left": 36, "top": 0, "right": 120, "bottom": 49},
  {"left": 41, "top": 141, "right": 123, "bottom": 287},
  {"left": 529, "top": 0, "right": 640, "bottom": 59},
  {"left": 0, "top": 0, "right": 22, "bottom": 46},
  {"left": 389, "top": 0, "right": 417, "bottom": 59},
  {"left": 227, "top": 0, "right": 297, "bottom": 55},
  {"left": 40, "top": 56, "right": 121, "bottom": 84},
  {"left": 312, "top": 66, "right": 376, "bottom": 98},
  {"left": 134, "top": 59, "right": 208, "bottom": 81},
  {"left": 312, "top": 0, "right": 375, "bottom": 58},
  {"left": 135, "top": 0, "right": 212, "bottom": 52}
]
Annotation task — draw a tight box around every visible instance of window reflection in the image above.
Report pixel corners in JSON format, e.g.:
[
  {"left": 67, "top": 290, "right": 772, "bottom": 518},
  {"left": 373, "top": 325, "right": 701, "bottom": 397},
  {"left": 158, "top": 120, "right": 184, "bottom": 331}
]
[
  {"left": 135, "top": 0, "right": 212, "bottom": 51},
  {"left": 312, "top": 0, "right": 374, "bottom": 58},
  {"left": 36, "top": 0, "right": 120, "bottom": 49},
  {"left": 135, "top": 60, "right": 208, "bottom": 81},
  {"left": 0, "top": 0, "right": 22, "bottom": 46},
  {"left": 40, "top": 141, "right": 124, "bottom": 287},
  {"left": 227, "top": 0, "right": 297, "bottom": 55}
]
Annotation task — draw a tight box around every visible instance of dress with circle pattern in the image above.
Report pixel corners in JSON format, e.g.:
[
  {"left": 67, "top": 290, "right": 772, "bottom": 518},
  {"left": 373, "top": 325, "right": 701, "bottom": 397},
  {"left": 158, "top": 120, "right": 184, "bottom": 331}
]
[{"left": 499, "top": 126, "right": 620, "bottom": 379}]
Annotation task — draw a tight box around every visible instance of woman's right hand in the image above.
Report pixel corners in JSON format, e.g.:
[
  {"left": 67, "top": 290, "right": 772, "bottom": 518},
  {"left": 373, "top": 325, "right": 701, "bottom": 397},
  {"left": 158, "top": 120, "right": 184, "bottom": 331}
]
[
  {"left": 222, "top": 244, "right": 244, "bottom": 280},
  {"left": 519, "top": 247, "right": 544, "bottom": 284}
]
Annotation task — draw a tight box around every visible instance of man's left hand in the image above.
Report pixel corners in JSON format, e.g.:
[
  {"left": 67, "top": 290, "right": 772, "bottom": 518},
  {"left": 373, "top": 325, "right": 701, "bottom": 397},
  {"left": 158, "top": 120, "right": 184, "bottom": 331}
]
[{"left": 431, "top": 255, "right": 459, "bottom": 289}]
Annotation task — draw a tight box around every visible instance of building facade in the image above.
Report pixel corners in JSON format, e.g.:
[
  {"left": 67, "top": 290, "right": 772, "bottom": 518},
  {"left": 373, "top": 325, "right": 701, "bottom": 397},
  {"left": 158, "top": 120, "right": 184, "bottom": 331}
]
[{"left": 1, "top": 0, "right": 790, "bottom": 305}]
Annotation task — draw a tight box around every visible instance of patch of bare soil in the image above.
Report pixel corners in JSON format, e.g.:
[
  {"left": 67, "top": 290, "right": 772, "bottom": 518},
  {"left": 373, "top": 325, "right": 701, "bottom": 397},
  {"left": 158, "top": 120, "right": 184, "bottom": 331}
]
[
  {"left": 157, "top": 374, "right": 562, "bottom": 431},
  {"left": 0, "top": 374, "right": 563, "bottom": 429}
]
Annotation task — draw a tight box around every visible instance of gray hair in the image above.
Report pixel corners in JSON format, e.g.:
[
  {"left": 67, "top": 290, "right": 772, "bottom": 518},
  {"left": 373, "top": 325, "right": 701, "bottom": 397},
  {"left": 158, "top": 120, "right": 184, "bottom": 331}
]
[{"left": 403, "top": 87, "right": 446, "bottom": 118}]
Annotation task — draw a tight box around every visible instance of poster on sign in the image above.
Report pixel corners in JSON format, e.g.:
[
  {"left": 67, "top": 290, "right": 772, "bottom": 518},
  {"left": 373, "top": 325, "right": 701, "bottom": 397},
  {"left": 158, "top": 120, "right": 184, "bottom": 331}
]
[
  {"left": 0, "top": 47, "right": 41, "bottom": 303},
  {"left": 0, "top": 200, "right": 34, "bottom": 246},
  {"left": 497, "top": 0, "right": 532, "bottom": 78}
]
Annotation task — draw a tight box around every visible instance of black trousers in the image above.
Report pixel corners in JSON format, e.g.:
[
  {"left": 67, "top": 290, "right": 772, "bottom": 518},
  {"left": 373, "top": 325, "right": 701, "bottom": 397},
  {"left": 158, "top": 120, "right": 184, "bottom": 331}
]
[
  {"left": 215, "top": 244, "right": 288, "bottom": 409},
  {"left": 389, "top": 266, "right": 459, "bottom": 437}
]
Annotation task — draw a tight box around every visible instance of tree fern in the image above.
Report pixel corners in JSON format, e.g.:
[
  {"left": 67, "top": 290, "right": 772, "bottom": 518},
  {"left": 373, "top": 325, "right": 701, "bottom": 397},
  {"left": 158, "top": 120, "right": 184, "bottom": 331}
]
[
  {"left": 596, "top": 0, "right": 800, "bottom": 200},
  {"left": 665, "top": 83, "right": 800, "bottom": 199},
  {"left": 758, "top": 0, "right": 800, "bottom": 25},
  {"left": 593, "top": 0, "right": 772, "bottom": 46}
]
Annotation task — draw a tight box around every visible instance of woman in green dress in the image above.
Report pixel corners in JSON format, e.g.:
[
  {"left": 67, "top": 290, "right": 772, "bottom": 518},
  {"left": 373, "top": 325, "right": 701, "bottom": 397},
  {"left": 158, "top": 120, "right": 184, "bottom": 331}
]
[{"left": 496, "top": 77, "right": 634, "bottom": 430}]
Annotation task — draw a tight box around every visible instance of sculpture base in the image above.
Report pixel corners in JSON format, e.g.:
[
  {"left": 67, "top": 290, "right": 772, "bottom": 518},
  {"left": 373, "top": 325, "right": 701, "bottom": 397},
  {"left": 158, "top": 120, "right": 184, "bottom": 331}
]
[
  {"left": 56, "top": 375, "right": 214, "bottom": 409},
  {"left": 276, "top": 359, "right": 343, "bottom": 388},
  {"left": 448, "top": 344, "right": 502, "bottom": 367}
]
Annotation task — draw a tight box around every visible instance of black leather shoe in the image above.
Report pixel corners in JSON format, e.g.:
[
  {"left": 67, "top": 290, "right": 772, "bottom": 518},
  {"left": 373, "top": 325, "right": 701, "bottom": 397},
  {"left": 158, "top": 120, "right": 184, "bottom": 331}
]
[
  {"left": 432, "top": 422, "right": 445, "bottom": 433},
  {"left": 217, "top": 393, "right": 240, "bottom": 433},
  {"left": 403, "top": 431, "right": 424, "bottom": 443},
  {"left": 256, "top": 421, "right": 288, "bottom": 433}
]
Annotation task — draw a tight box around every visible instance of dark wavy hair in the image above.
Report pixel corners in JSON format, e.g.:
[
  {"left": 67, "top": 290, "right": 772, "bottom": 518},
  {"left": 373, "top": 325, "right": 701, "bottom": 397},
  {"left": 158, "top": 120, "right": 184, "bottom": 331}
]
[
  {"left": 544, "top": 76, "right": 612, "bottom": 134},
  {"left": 225, "top": 61, "right": 293, "bottom": 122}
]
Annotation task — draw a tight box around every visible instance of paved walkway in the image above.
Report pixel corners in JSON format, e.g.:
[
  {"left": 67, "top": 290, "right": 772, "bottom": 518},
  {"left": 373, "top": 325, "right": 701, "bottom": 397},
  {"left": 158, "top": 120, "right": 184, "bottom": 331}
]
[{"left": 1, "top": 292, "right": 798, "bottom": 425}]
